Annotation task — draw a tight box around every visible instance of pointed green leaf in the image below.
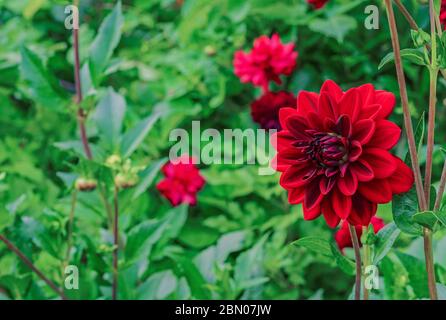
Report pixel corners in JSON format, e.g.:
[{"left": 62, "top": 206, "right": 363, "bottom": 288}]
[
  {"left": 373, "top": 222, "right": 400, "bottom": 264},
  {"left": 93, "top": 87, "right": 126, "bottom": 150},
  {"left": 292, "top": 237, "right": 332, "bottom": 258},
  {"left": 89, "top": 1, "right": 123, "bottom": 84},
  {"left": 120, "top": 111, "right": 161, "bottom": 158},
  {"left": 379, "top": 48, "right": 427, "bottom": 70}
]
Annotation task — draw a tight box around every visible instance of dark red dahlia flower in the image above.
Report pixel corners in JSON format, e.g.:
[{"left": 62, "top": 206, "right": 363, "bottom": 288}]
[
  {"left": 441, "top": 1, "right": 446, "bottom": 29},
  {"left": 307, "top": 0, "right": 329, "bottom": 9},
  {"left": 156, "top": 155, "right": 205, "bottom": 207},
  {"left": 233, "top": 34, "right": 298, "bottom": 93},
  {"left": 272, "top": 80, "right": 414, "bottom": 227},
  {"left": 251, "top": 91, "right": 296, "bottom": 130},
  {"left": 335, "top": 217, "right": 385, "bottom": 251}
]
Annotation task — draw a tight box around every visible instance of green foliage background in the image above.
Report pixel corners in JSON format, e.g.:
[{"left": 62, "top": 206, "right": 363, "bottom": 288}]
[{"left": 0, "top": 0, "right": 445, "bottom": 300}]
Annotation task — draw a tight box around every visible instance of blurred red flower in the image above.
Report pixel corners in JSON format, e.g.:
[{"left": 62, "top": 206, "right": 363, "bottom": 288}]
[
  {"left": 441, "top": 0, "right": 446, "bottom": 29},
  {"left": 233, "top": 34, "right": 298, "bottom": 93},
  {"left": 157, "top": 155, "right": 205, "bottom": 206},
  {"left": 272, "top": 80, "right": 414, "bottom": 227},
  {"left": 307, "top": 0, "right": 329, "bottom": 9},
  {"left": 251, "top": 91, "right": 296, "bottom": 130},
  {"left": 335, "top": 217, "right": 385, "bottom": 251}
]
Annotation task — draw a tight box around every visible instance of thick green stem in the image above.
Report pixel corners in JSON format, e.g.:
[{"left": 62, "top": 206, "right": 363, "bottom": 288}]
[
  {"left": 425, "top": 0, "right": 439, "bottom": 205},
  {"left": 62, "top": 191, "right": 78, "bottom": 280},
  {"left": 423, "top": 228, "right": 438, "bottom": 300},
  {"left": 425, "top": 69, "right": 438, "bottom": 205},
  {"left": 362, "top": 227, "right": 370, "bottom": 300},
  {"left": 434, "top": 161, "right": 446, "bottom": 211},
  {"left": 112, "top": 185, "right": 119, "bottom": 300},
  {"left": 348, "top": 223, "right": 362, "bottom": 300}
]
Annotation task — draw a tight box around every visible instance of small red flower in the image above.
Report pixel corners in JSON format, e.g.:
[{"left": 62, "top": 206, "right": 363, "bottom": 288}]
[
  {"left": 156, "top": 155, "right": 205, "bottom": 207},
  {"left": 272, "top": 80, "right": 414, "bottom": 227},
  {"left": 251, "top": 91, "right": 296, "bottom": 130},
  {"left": 441, "top": 1, "right": 446, "bottom": 29},
  {"left": 307, "top": 0, "right": 329, "bottom": 9},
  {"left": 335, "top": 217, "right": 385, "bottom": 251},
  {"left": 233, "top": 34, "right": 298, "bottom": 93}
]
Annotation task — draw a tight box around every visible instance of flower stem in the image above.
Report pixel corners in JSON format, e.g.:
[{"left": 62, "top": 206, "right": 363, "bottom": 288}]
[
  {"left": 112, "top": 185, "right": 119, "bottom": 300},
  {"left": 425, "top": 69, "right": 438, "bottom": 205},
  {"left": 384, "top": 0, "right": 428, "bottom": 211},
  {"left": 423, "top": 228, "right": 438, "bottom": 299},
  {"left": 0, "top": 235, "right": 68, "bottom": 300},
  {"left": 434, "top": 160, "right": 446, "bottom": 211},
  {"left": 348, "top": 223, "right": 362, "bottom": 300},
  {"left": 62, "top": 191, "right": 78, "bottom": 279},
  {"left": 425, "top": 0, "right": 439, "bottom": 206},
  {"left": 362, "top": 227, "right": 370, "bottom": 300},
  {"left": 393, "top": 0, "right": 418, "bottom": 30}
]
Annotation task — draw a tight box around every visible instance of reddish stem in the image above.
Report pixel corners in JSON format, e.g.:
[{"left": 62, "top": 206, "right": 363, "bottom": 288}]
[{"left": 0, "top": 235, "right": 67, "bottom": 299}]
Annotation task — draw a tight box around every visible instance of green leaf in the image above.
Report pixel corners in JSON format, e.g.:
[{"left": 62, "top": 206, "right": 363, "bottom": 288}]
[
  {"left": 330, "top": 243, "right": 355, "bottom": 275},
  {"left": 373, "top": 223, "right": 400, "bottom": 264},
  {"left": 89, "top": 1, "right": 123, "bottom": 84},
  {"left": 137, "top": 270, "right": 177, "bottom": 300},
  {"left": 396, "top": 252, "right": 430, "bottom": 298},
  {"left": 378, "top": 49, "right": 427, "bottom": 70},
  {"left": 412, "top": 211, "right": 438, "bottom": 229},
  {"left": 177, "top": 257, "right": 212, "bottom": 299},
  {"left": 132, "top": 158, "right": 166, "bottom": 200},
  {"left": 124, "top": 219, "right": 168, "bottom": 265},
  {"left": 93, "top": 87, "right": 126, "bottom": 150},
  {"left": 292, "top": 237, "right": 355, "bottom": 275},
  {"left": 20, "top": 46, "right": 66, "bottom": 110},
  {"left": 120, "top": 111, "right": 161, "bottom": 158},
  {"left": 412, "top": 210, "right": 446, "bottom": 230},
  {"left": 308, "top": 15, "right": 357, "bottom": 43},
  {"left": 411, "top": 29, "right": 431, "bottom": 48},
  {"left": 291, "top": 237, "right": 332, "bottom": 258},
  {"left": 392, "top": 187, "right": 423, "bottom": 236}
]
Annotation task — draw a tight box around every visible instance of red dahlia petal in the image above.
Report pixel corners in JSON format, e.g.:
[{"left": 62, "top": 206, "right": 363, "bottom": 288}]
[
  {"left": 285, "top": 115, "right": 311, "bottom": 140},
  {"left": 335, "top": 114, "right": 352, "bottom": 137},
  {"left": 288, "top": 187, "right": 305, "bottom": 204},
  {"left": 278, "top": 107, "right": 297, "bottom": 130},
  {"left": 367, "top": 120, "right": 401, "bottom": 150},
  {"left": 375, "top": 90, "right": 396, "bottom": 119},
  {"left": 357, "top": 83, "right": 375, "bottom": 106},
  {"left": 358, "top": 178, "right": 393, "bottom": 203},
  {"left": 280, "top": 162, "right": 315, "bottom": 188},
  {"left": 339, "top": 88, "right": 360, "bottom": 123},
  {"left": 349, "top": 140, "right": 363, "bottom": 162},
  {"left": 388, "top": 157, "right": 414, "bottom": 194},
  {"left": 359, "top": 104, "right": 382, "bottom": 120},
  {"left": 297, "top": 91, "right": 318, "bottom": 115},
  {"left": 319, "top": 176, "right": 336, "bottom": 195},
  {"left": 352, "top": 119, "right": 375, "bottom": 144},
  {"left": 338, "top": 170, "right": 358, "bottom": 196},
  {"left": 303, "top": 202, "right": 321, "bottom": 220},
  {"left": 271, "top": 130, "right": 294, "bottom": 152},
  {"left": 318, "top": 92, "right": 338, "bottom": 121},
  {"left": 349, "top": 159, "right": 374, "bottom": 181},
  {"left": 322, "top": 200, "right": 341, "bottom": 228},
  {"left": 331, "top": 187, "right": 352, "bottom": 219},
  {"left": 362, "top": 148, "right": 397, "bottom": 179},
  {"left": 304, "top": 177, "right": 324, "bottom": 210},
  {"left": 347, "top": 195, "right": 377, "bottom": 226},
  {"left": 320, "top": 80, "right": 343, "bottom": 103}
]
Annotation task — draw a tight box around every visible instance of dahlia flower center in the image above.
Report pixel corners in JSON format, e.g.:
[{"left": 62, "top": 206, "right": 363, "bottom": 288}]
[{"left": 305, "top": 132, "right": 349, "bottom": 168}]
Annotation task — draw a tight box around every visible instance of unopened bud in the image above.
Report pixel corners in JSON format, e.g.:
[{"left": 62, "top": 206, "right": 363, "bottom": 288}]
[{"left": 75, "top": 178, "right": 97, "bottom": 192}]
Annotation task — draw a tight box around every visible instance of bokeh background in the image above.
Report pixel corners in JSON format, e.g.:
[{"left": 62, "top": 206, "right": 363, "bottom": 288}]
[{"left": 0, "top": 0, "right": 445, "bottom": 300}]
